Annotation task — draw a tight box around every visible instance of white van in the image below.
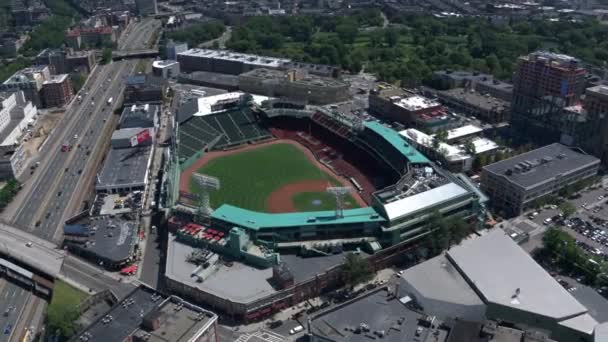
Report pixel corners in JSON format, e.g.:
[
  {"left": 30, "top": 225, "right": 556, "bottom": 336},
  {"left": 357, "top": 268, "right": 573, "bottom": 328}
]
[{"left": 290, "top": 325, "right": 304, "bottom": 335}]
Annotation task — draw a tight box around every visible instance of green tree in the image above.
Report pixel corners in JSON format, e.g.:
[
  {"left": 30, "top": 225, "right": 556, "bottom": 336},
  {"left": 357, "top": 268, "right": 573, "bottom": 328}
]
[
  {"left": 558, "top": 202, "right": 577, "bottom": 217},
  {"left": 434, "top": 129, "right": 448, "bottom": 142},
  {"left": 336, "top": 20, "right": 358, "bottom": 44},
  {"left": 341, "top": 252, "right": 374, "bottom": 289},
  {"left": 464, "top": 140, "right": 476, "bottom": 155},
  {"left": 385, "top": 28, "right": 399, "bottom": 47},
  {"left": 101, "top": 48, "right": 112, "bottom": 64}
]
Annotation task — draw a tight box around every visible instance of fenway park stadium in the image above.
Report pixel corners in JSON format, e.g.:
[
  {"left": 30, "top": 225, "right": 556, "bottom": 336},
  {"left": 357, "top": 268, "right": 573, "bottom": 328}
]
[{"left": 160, "top": 91, "right": 488, "bottom": 321}]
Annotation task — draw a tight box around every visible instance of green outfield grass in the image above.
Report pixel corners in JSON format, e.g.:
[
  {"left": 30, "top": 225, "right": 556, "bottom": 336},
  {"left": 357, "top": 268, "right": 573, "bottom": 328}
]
[
  {"left": 190, "top": 143, "right": 340, "bottom": 212},
  {"left": 292, "top": 192, "right": 360, "bottom": 212}
]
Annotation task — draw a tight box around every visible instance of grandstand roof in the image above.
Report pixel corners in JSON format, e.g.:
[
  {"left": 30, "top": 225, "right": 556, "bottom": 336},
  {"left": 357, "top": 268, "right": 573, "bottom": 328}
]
[
  {"left": 193, "top": 92, "right": 269, "bottom": 117},
  {"left": 381, "top": 182, "right": 469, "bottom": 221},
  {"left": 363, "top": 121, "right": 430, "bottom": 164},
  {"left": 211, "top": 205, "right": 385, "bottom": 230}
]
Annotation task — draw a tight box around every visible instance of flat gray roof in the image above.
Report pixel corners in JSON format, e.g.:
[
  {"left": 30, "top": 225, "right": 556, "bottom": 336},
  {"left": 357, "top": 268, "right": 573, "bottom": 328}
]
[
  {"left": 165, "top": 236, "right": 276, "bottom": 303},
  {"left": 68, "top": 217, "right": 137, "bottom": 263},
  {"left": 96, "top": 146, "right": 152, "bottom": 191},
  {"left": 483, "top": 143, "right": 600, "bottom": 189},
  {"left": 310, "top": 290, "right": 444, "bottom": 342},
  {"left": 447, "top": 229, "right": 588, "bottom": 320},
  {"left": 0, "top": 221, "right": 64, "bottom": 277},
  {"left": 401, "top": 253, "right": 485, "bottom": 321}
]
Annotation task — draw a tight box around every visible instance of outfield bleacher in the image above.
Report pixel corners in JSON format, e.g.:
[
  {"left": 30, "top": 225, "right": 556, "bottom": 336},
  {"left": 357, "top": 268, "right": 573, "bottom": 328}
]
[{"left": 178, "top": 108, "right": 271, "bottom": 161}]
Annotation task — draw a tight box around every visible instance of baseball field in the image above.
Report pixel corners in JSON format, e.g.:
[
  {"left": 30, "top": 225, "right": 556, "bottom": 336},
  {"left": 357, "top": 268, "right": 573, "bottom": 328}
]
[{"left": 185, "top": 141, "right": 364, "bottom": 212}]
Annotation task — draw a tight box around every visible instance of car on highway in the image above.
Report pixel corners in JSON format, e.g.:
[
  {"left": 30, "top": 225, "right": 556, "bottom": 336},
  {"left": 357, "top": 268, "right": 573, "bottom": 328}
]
[{"left": 3, "top": 323, "right": 12, "bottom": 335}]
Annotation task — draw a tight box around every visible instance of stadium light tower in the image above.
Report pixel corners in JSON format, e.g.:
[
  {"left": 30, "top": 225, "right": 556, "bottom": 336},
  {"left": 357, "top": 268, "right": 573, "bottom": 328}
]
[
  {"left": 326, "top": 186, "right": 352, "bottom": 219},
  {"left": 192, "top": 173, "right": 221, "bottom": 217}
]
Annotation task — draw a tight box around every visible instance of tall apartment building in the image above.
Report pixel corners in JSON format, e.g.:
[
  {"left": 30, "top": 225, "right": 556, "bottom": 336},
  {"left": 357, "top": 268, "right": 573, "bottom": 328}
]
[
  {"left": 583, "top": 85, "right": 608, "bottom": 162},
  {"left": 510, "top": 52, "right": 587, "bottom": 142},
  {"left": 0, "top": 65, "right": 50, "bottom": 108},
  {"left": 0, "top": 91, "right": 37, "bottom": 179},
  {"left": 124, "top": 75, "right": 166, "bottom": 104},
  {"left": 165, "top": 40, "right": 187, "bottom": 60},
  {"left": 42, "top": 74, "right": 74, "bottom": 108},
  {"left": 35, "top": 48, "right": 67, "bottom": 74},
  {"left": 135, "top": 0, "right": 157, "bottom": 16},
  {"left": 481, "top": 143, "right": 600, "bottom": 217},
  {"left": 66, "top": 50, "right": 96, "bottom": 73}
]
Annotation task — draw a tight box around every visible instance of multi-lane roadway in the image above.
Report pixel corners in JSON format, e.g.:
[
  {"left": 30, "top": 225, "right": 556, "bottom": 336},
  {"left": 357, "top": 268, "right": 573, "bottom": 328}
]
[{"left": 0, "top": 18, "right": 160, "bottom": 342}]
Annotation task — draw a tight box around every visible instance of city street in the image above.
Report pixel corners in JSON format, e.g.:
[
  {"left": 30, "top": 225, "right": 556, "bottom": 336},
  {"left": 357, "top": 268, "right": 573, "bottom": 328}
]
[{"left": 0, "top": 18, "right": 161, "bottom": 342}]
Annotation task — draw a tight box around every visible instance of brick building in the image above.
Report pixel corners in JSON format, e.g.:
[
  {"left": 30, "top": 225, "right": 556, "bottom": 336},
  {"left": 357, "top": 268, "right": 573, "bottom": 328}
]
[
  {"left": 42, "top": 74, "right": 74, "bottom": 108},
  {"left": 510, "top": 52, "right": 587, "bottom": 142}
]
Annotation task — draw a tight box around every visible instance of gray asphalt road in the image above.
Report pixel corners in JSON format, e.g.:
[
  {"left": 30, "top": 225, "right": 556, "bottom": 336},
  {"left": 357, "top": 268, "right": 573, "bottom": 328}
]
[
  {"left": 0, "top": 283, "right": 26, "bottom": 342},
  {"left": 0, "top": 19, "right": 160, "bottom": 340}
]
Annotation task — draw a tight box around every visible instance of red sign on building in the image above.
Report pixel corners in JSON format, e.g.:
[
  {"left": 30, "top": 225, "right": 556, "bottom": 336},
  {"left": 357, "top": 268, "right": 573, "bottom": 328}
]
[{"left": 130, "top": 129, "right": 151, "bottom": 147}]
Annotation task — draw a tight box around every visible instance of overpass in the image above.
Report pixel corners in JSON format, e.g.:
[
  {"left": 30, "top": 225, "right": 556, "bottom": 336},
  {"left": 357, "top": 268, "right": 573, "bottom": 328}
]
[
  {"left": 0, "top": 220, "right": 136, "bottom": 298},
  {"left": 0, "top": 221, "right": 64, "bottom": 296},
  {"left": 112, "top": 49, "right": 159, "bottom": 60},
  {"left": 0, "top": 221, "right": 64, "bottom": 278}
]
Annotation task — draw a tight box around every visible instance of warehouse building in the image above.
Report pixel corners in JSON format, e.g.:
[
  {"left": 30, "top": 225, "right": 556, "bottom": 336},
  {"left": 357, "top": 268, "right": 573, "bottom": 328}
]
[
  {"left": 238, "top": 68, "right": 350, "bottom": 105},
  {"left": 71, "top": 285, "right": 218, "bottom": 342},
  {"left": 400, "top": 229, "right": 598, "bottom": 342},
  {"left": 481, "top": 143, "right": 600, "bottom": 217},
  {"left": 176, "top": 48, "right": 339, "bottom": 77}
]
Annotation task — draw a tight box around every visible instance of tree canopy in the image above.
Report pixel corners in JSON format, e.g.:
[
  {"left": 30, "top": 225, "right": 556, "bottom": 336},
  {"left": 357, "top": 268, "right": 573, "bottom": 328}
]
[
  {"left": 165, "top": 21, "right": 226, "bottom": 48},
  {"left": 226, "top": 12, "right": 608, "bottom": 85},
  {"left": 341, "top": 252, "right": 374, "bottom": 289}
]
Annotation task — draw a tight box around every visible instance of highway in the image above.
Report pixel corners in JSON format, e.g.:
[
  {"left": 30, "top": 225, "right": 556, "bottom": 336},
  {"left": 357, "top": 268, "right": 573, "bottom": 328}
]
[{"left": 0, "top": 18, "right": 160, "bottom": 342}]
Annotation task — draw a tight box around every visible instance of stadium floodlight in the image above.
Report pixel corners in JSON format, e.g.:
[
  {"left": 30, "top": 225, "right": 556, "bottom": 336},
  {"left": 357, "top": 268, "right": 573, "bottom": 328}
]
[
  {"left": 192, "top": 173, "right": 221, "bottom": 217},
  {"left": 326, "top": 186, "right": 352, "bottom": 219}
]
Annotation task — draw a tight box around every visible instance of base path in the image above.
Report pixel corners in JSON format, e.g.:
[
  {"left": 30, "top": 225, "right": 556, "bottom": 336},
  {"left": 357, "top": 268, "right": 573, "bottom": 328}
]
[{"left": 179, "top": 139, "right": 367, "bottom": 212}]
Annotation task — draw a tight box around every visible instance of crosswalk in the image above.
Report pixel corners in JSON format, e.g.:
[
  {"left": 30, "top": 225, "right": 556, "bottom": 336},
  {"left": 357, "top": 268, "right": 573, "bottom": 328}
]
[{"left": 235, "top": 329, "right": 286, "bottom": 342}]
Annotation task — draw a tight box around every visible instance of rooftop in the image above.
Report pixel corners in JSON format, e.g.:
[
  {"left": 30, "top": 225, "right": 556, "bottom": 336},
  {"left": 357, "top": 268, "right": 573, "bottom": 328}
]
[
  {"left": 310, "top": 289, "right": 448, "bottom": 342},
  {"left": 447, "top": 229, "right": 588, "bottom": 321},
  {"left": 445, "top": 124, "right": 483, "bottom": 141},
  {"left": 3, "top": 66, "right": 48, "bottom": 85},
  {"left": 178, "top": 48, "right": 290, "bottom": 68},
  {"left": 524, "top": 51, "right": 583, "bottom": 70},
  {"left": 182, "top": 91, "right": 268, "bottom": 120},
  {"left": 64, "top": 216, "right": 137, "bottom": 263},
  {"left": 152, "top": 60, "right": 179, "bottom": 68},
  {"left": 391, "top": 94, "right": 441, "bottom": 112},
  {"left": 42, "top": 73, "right": 69, "bottom": 85},
  {"left": 400, "top": 252, "right": 486, "bottom": 322},
  {"left": 586, "top": 85, "right": 608, "bottom": 98},
  {"left": 379, "top": 181, "right": 469, "bottom": 221},
  {"left": 71, "top": 285, "right": 217, "bottom": 342},
  {"left": 240, "top": 68, "right": 347, "bottom": 88},
  {"left": 440, "top": 88, "right": 509, "bottom": 111},
  {"left": 482, "top": 143, "right": 600, "bottom": 189},
  {"left": 179, "top": 71, "right": 239, "bottom": 88},
  {"left": 119, "top": 103, "right": 158, "bottom": 129},
  {"left": 166, "top": 236, "right": 276, "bottom": 303},
  {"left": 211, "top": 205, "right": 385, "bottom": 231},
  {"left": 96, "top": 146, "right": 152, "bottom": 191},
  {"left": 364, "top": 121, "right": 430, "bottom": 164}
]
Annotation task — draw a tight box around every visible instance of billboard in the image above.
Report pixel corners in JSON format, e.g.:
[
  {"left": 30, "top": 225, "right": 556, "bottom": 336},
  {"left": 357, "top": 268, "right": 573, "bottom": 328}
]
[{"left": 130, "top": 129, "right": 151, "bottom": 147}]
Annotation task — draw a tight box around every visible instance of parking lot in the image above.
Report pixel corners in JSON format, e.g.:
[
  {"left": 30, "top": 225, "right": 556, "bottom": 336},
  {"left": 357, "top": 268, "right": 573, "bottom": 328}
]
[{"left": 511, "top": 178, "right": 608, "bottom": 316}]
